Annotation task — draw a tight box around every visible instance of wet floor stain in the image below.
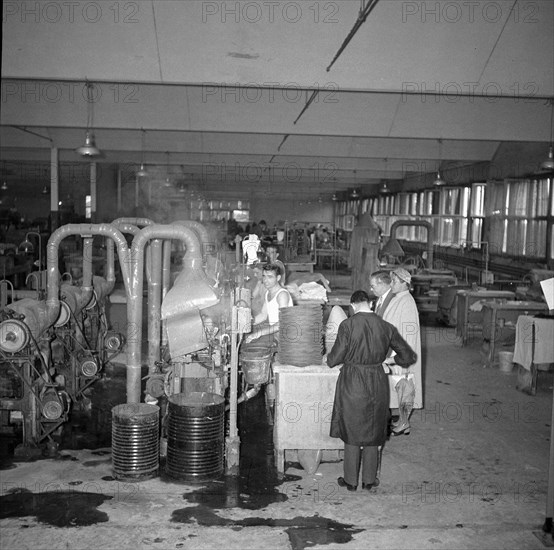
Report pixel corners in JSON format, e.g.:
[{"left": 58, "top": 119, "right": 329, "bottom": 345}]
[
  {"left": 171, "top": 506, "right": 363, "bottom": 550},
  {"left": 0, "top": 489, "right": 112, "bottom": 527},
  {"left": 82, "top": 458, "right": 111, "bottom": 467},
  {"left": 170, "top": 389, "right": 364, "bottom": 549}
]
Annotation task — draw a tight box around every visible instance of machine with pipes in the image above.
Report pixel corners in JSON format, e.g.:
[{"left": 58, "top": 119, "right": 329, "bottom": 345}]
[
  {"left": 1, "top": 217, "right": 253, "bottom": 474},
  {"left": 0, "top": 227, "right": 121, "bottom": 456}
]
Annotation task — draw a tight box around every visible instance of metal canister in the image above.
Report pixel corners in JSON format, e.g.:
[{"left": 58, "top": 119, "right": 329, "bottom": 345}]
[
  {"left": 111, "top": 403, "right": 160, "bottom": 481},
  {"left": 166, "top": 392, "right": 225, "bottom": 483}
]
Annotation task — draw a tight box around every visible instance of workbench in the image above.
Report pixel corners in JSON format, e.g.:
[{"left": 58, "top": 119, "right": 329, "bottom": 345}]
[
  {"left": 481, "top": 301, "right": 549, "bottom": 367},
  {"left": 411, "top": 270, "right": 457, "bottom": 313},
  {"left": 456, "top": 289, "right": 515, "bottom": 345},
  {"left": 273, "top": 362, "right": 342, "bottom": 474},
  {"left": 285, "top": 261, "right": 315, "bottom": 274}
]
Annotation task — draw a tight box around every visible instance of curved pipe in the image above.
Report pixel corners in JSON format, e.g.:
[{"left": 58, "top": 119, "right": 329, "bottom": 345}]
[
  {"left": 389, "top": 220, "right": 434, "bottom": 269},
  {"left": 111, "top": 221, "right": 141, "bottom": 236},
  {"left": 112, "top": 217, "right": 154, "bottom": 228},
  {"left": 47, "top": 224, "right": 131, "bottom": 330},
  {"left": 175, "top": 220, "right": 214, "bottom": 259},
  {"left": 126, "top": 224, "right": 204, "bottom": 403}
]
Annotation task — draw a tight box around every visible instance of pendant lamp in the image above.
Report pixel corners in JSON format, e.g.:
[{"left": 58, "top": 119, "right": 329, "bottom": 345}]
[
  {"left": 136, "top": 129, "right": 148, "bottom": 177},
  {"left": 76, "top": 81, "right": 101, "bottom": 157},
  {"left": 433, "top": 138, "right": 446, "bottom": 186},
  {"left": 541, "top": 99, "right": 554, "bottom": 171}
]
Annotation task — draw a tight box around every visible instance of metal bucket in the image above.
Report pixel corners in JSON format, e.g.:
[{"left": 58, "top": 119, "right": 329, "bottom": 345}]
[
  {"left": 498, "top": 351, "right": 514, "bottom": 373},
  {"left": 166, "top": 392, "right": 225, "bottom": 483},
  {"left": 111, "top": 403, "right": 160, "bottom": 481},
  {"left": 241, "top": 353, "right": 272, "bottom": 385}
]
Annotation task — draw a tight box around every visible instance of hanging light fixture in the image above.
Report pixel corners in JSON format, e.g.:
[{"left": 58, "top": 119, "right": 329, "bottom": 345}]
[
  {"left": 433, "top": 138, "right": 446, "bottom": 186},
  {"left": 540, "top": 99, "right": 554, "bottom": 171},
  {"left": 380, "top": 158, "right": 391, "bottom": 193},
  {"left": 1, "top": 181, "right": 7, "bottom": 191},
  {"left": 164, "top": 152, "right": 172, "bottom": 187},
  {"left": 379, "top": 181, "right": 391, "bottom": 194},
  {"left": 76, "top": 81, "right": 101, "bottom": 157},
  {"left": 331, "top": 192, "right": 338, "bottom": 201},
  {"left": 351, "top": 188, "right": 360, "bottom": 198},
  {"left": 136, "top": 128, "right": 148, "bottom": 177},
  {"left": 41, "top": 167, "right": 49, "bottom": 195}
]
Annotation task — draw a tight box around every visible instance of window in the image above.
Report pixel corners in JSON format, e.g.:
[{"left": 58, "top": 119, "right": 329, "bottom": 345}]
[
  {"left": 85, "top": 195, "right": 91, "bottom": 219},
  {"left": 486, "top": 178, "right": 550, "bottom": 258}
]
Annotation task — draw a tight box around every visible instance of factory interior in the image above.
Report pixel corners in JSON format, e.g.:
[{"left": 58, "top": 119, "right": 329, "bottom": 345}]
[{"left": 1, "top": 1, "right": 554, "bottom": 549}]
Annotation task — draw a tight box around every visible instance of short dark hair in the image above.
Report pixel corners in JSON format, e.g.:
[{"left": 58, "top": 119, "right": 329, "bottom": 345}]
[
  {"left": 350, "top": 290, "right": 370, "bottom": 304},
  {"left": 263, "top": 263, "right": 282, "bottom": 276},
  {"left": 370, "top": 270, "right": 391, "bottom": 285}
]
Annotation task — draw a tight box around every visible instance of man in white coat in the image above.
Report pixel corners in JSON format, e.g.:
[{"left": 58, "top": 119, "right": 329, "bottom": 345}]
[{"left": 382, "top": 268, "right": 422, "bottom": 435}]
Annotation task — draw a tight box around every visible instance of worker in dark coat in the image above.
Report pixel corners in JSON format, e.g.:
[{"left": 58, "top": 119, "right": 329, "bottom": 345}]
[{"left": 326, "top": 290, "right": 417, "bottom": 492}]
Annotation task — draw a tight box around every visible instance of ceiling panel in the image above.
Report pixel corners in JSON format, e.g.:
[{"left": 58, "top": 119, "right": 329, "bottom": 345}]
[{"left": 1, "top": 0, "right": 553, "bottom": 201}]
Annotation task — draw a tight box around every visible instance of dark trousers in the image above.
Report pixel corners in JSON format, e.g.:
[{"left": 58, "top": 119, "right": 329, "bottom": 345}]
[{"left": 343, "top": 443, "right": 379, "bottom": 487}]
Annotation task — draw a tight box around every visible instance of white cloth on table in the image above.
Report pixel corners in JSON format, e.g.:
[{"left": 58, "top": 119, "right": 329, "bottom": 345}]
[{"left": 513, "top": 315, "right": 554, "bottom": 370}]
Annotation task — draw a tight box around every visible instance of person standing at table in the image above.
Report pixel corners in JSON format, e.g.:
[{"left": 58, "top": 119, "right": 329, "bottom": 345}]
[
  {"left": 370, "top": 270, "right": 394, "bottom": 316},
  {"left": 326, "top": 290, "right": 417, "bottom": 492},
  {"left": 382, "top": 268, "right": 422, "bottom": 436}
]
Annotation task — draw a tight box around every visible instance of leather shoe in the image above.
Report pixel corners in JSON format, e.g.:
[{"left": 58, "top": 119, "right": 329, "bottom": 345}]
[
  {"left": 391, "top": 423, "right": 411, "bottom": 436},
  {"left": 337, "top": 477, "right": 357, "bottom": 492},
  {"left": 362, "top": 477, "right": 380, "bottom": 490}
]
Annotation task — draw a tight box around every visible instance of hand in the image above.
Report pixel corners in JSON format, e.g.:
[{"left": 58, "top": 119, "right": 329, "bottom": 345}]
[{"left": 391, "top": 365, "right": 403, "bottom": 376}]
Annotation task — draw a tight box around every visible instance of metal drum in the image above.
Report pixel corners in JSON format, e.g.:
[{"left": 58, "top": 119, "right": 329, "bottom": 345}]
[
  {"left": 111, "top": 403, "right": 160, "bottom": 481},
  {"left": 166, "top": 392, "right": 225, "bottom": 483}
]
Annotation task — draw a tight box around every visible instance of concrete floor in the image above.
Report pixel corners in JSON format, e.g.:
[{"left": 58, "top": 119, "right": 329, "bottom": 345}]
[{"left": 1, "top": 275, "right": 553, "bottom": 550}]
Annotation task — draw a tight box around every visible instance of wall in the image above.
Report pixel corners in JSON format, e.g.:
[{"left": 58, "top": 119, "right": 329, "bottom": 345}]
[{"left": 249, "top": 196, "right": 334, "bottom": 228}]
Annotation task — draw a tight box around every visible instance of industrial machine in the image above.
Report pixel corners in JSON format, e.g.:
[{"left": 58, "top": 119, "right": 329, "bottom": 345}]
[{"left": 0, "top": 217, "right": 259, "bottom": 479}]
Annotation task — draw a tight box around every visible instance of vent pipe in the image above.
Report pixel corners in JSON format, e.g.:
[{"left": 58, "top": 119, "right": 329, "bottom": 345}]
[
  {"left": 388, "top": 220, "right": 434, "bottom": 269},
  {"left": 127, "top": 224, "right": 210, "bottom": 403}
]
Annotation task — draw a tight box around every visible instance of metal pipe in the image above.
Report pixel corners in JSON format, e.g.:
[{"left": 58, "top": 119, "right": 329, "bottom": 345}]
[
  {"left": 161, "top": 240, "right": 172, "bottom": 348},
  {"left": 175, "top": 220, "right": 213, "bottom": 259},
  {"left": 79, "top": 236, "right": 94, "bottom": 309},
  {"left": 126, "top": 224, "right": 203, "bottom": 403},
  {"left": 146, "top": 239, "right": 163, "bottom": 372},
  {"left": 111, "top": 221, "right": 141, "bottom": 236},
  {"left": 389, "top": 220, "right": 434, "bottom": 269},
  {"left": 112, "top": 217, "right": 154, "bottom": 228},
  {"left": 47, "top": 224, "right": 131, "bottom": 329}
]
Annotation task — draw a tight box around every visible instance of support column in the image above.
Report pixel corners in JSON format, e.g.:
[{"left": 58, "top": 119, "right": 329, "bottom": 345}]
[
  {"left": 90, "top": 162, "right": 97, "bottom": 223},
  {"left": 117, "top": 168, "right": 122, "bottom": 212},
  {"left": 50, "top": 147, "right": 59, "bottom": 231}
]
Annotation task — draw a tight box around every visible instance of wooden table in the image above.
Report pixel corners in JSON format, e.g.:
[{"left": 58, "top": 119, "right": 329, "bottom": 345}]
[
  {"left": 456, "top": 290, "right": 515, "bottom": 345},
  {"left": 285, "top": 261, "right": 315, "bottom": 274},
  {"left": 273, "top": 362, "right": 342, "bottom": 474}
]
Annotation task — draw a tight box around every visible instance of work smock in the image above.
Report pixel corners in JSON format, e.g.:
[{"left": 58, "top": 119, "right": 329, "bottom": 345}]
[{"left": 327, "top": 312, "right": 417, "bottom": 446}]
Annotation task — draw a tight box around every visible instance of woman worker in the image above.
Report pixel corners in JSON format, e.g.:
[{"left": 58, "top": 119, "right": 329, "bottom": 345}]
[{"left": 326, "top": 290, "right": 416, "bottom": 492}]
